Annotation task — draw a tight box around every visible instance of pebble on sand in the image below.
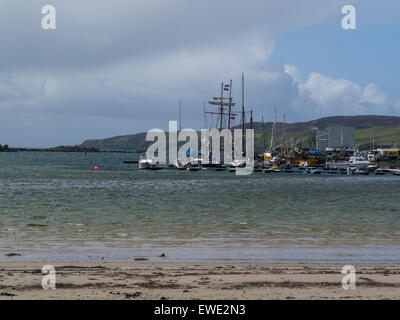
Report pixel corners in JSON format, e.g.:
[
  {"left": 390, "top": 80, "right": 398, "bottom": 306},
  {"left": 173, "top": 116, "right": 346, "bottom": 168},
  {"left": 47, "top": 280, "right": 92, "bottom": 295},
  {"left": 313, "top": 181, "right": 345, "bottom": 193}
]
[{"left": 5, "top": 253, "right": 21, "bottom": 257}]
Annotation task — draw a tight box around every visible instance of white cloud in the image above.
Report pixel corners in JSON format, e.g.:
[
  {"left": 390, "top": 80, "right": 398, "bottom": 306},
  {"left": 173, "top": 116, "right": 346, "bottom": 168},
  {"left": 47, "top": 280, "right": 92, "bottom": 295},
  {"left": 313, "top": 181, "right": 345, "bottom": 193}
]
[
  {"left": 280, "top": 68, "right": 393, "bottom": 119},
  {"left": 361, "top": 84, "right": 388, "bottom": 106},
  {"left": 284, "top": 64, "right": 302, "bottom": 84},
  {"left": 300, "top": 73, "right": 363, "bottom": 113},
  {"left": 394, "top": 100, "right": 400, "bottom": 111}
]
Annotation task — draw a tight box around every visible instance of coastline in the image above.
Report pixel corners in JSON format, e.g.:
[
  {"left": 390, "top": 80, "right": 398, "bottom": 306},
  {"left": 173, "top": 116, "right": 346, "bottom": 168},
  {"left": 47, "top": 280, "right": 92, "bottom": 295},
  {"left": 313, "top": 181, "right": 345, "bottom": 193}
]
[
  {"left": 3, "top": 243, "right": 400, "bottom": 264},
  {"left": 1, "top": 262, "right": 399, "bottom": 300}
]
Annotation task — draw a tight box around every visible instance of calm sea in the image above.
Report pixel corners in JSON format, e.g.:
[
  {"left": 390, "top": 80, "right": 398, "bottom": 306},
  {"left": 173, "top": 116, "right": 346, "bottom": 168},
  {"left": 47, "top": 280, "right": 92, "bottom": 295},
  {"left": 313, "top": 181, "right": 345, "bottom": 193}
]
[{"left": 1, "top": 151, "right": 399, "bottom": 262}]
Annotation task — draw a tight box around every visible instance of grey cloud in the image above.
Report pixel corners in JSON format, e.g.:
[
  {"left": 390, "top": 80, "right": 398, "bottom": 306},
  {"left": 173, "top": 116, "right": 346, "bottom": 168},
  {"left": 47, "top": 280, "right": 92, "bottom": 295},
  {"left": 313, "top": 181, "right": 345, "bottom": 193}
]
[
  {"left": 0, "top": 0, "right": 396, "bottom": 147},
  {"left": 0, "top": 0, "right": 346, "bottom": 71}
]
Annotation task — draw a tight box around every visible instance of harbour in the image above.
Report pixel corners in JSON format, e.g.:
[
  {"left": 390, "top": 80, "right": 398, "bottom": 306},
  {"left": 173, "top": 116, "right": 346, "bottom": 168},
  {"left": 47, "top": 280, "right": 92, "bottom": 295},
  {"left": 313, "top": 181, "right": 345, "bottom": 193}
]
[{"left": 129, "top": 74, "right": 400, "bottom": 177}]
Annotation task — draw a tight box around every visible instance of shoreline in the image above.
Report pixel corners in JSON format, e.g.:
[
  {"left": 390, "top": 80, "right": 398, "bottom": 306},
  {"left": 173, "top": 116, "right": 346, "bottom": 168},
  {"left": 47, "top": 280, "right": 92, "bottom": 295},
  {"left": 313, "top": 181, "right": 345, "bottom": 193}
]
[
  {"left": 1, "top": 262, "right": 399, "bottom": 300},
  {"left": 3, "top": 258, "right": 400, "bottom": 264},
  {"left": 3, "top": 244, "right": 400, "bottom": 264}
]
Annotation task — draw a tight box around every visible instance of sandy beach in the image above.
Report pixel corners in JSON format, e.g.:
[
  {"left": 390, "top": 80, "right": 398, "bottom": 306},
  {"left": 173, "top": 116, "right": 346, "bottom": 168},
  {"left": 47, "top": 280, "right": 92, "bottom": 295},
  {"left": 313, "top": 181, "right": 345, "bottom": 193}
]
[{"left": 0, "top": 262, "right": 399, "bottom": 300}]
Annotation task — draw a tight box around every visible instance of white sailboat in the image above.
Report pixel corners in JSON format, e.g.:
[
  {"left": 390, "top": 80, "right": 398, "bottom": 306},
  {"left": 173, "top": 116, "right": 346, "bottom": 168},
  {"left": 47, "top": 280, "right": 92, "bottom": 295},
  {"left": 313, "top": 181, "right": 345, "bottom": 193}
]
[{"left": 138, "top": 156, "right": 160, "bottom": 170}]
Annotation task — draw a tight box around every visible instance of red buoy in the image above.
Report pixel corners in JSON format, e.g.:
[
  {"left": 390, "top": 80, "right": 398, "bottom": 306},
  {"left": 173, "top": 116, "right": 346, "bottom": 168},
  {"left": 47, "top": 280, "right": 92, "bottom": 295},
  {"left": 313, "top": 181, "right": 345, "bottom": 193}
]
[
  {"left": 186, "top": 168, "right": 191, "bottom": 172},
  {"left": 94, "top": 166, "right": 99, "bottom": 171}
]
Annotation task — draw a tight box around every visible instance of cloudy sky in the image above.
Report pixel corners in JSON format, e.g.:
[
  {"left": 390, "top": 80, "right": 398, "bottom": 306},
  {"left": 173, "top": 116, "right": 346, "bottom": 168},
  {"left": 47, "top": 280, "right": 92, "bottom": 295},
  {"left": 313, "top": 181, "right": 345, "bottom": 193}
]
[{"left": 0, "top": 0, "right": 399, "bottom": 147}]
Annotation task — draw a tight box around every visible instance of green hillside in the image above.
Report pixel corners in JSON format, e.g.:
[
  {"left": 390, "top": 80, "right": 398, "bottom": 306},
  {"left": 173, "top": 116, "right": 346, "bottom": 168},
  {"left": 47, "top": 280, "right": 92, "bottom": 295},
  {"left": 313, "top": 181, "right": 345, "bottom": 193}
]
[
  {"left": 80, "top": 115, "right": 400, "bottom": 152},
  {"left": 80, "top": 133, "right": 148, "bottom": 152}
]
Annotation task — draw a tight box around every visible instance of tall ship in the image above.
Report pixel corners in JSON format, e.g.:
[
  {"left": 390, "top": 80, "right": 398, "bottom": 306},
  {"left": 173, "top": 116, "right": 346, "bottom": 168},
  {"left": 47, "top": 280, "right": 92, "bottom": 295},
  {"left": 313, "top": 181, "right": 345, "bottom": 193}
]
[{"left": 202, "top": 73, "right": 253, "bottom": 170}]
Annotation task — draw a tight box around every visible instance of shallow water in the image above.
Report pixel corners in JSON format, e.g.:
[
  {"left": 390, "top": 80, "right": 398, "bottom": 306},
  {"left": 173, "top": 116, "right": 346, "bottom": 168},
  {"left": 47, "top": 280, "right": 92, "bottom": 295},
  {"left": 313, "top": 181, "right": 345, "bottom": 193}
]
[{"left": 1, "top": 152, "right": 400, "bottom": 262}]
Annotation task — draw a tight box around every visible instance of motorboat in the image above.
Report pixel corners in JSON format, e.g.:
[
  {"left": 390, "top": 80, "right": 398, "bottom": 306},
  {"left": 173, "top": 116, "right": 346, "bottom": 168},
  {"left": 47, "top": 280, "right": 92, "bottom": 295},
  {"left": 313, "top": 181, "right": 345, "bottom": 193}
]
[
  {"left": 327, "top": 156, "right": 371, "bottom": 170},
  {"left": 138, "top": 157, "right": 160, "bottom": 170}
]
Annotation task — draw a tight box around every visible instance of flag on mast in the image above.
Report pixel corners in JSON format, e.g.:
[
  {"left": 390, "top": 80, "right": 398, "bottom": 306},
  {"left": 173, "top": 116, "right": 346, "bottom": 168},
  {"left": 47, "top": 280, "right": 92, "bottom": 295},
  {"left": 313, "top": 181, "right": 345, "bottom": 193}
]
[{"left": 224, "top": 84, "right": 230, "bottom": 91}]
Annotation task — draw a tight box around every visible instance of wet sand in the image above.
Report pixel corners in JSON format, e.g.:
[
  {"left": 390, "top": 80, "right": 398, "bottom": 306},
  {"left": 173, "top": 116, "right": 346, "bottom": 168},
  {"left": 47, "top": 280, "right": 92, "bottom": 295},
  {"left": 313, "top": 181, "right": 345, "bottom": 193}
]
[{"left": 0, "top": 262, "right": 400, "bottom": 300}]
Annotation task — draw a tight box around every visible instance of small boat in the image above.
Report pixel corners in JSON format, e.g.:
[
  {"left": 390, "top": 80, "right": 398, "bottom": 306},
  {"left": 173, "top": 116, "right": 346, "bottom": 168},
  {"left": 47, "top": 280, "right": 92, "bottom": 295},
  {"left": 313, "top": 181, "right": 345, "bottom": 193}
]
[
  {"left": 367, "top": 164, "right": 378, "bottom": 172},
  {"left": 284, "top": 163, "right": 292, "bottom": 170},
  {"left": 393, "top": 171, "right": 400, "bottom": 176},
  {"left": 375, "top": 169, "right": 385, "bottom": 175},
  {"left": 270, "top": 166, "right": 281, "bottom": 173},
  {"left": 347, "top": 167, "right": 356, "bottom": 175},
  {"left": 230, "top": 159, "right": 246, "bottom": 168},
  {"left": 189, "top": 156, "right": 202, "bottom": 167},
  {"left": 228, "top": 159, "right": 246, "bottom": 172},
  {"left": 347, "top": 156, "right": 371, "bottom": 168},
  {"left": 355, "top": 168, "right": 369, "bottom": 175},
  {"left": 139, "top": 157, "right": 160, "bottom": 170},
  {"left": 327, "top": 156, "right": 371, "bottom": 170},
  {"left": 298, "top": 161, "right": 308, "bottom": 170},
  {"left": 173, "top": 160, "right": 189, "bottom": 170}
]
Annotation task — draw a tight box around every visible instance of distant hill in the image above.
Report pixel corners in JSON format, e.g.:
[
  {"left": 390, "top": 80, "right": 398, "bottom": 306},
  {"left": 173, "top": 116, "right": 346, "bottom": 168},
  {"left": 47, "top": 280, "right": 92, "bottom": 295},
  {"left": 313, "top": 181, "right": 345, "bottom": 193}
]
[
  {"left": 80, "top": 115, "right": 400, "bottom": 152},
  {"left": 80, "top": 133, "right": 148, "bottom": 152}
]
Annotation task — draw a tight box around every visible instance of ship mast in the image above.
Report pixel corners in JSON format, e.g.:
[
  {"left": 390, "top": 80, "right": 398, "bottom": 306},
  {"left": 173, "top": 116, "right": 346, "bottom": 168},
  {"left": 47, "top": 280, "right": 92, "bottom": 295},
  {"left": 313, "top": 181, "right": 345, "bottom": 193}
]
[
  {"left": 282, "top": 112, "right": 286, "bottom": 155},
  {"left": 219, "top": 82, "right": 223, "bottom": 131},
  {"left": 207, "top": 82, "right": 236, "bottom": 130},
  {"left": 262, "top": 115, "right": 266, "bottom": 151},
  {"left": 227, "top": 79, "right": 233, "bottom": 129},
  {"left": 179, "top": 99, "right": 182, "bottom": 131},
  {"left": 203, "top": 101, "right": 206, "bottom": 129},
  {"left": 241, "top": 73, "right": 245, "bottom": 155},
  {"left": 269, "top": 108, "right": 277, "bottom": 152}
]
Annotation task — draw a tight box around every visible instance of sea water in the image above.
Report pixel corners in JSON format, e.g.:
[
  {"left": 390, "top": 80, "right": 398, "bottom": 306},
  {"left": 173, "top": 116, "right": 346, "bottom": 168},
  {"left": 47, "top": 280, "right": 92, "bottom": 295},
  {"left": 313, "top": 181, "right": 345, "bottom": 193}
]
[{"left": 0, "top": 152, "right": 399, "bottom": 262}]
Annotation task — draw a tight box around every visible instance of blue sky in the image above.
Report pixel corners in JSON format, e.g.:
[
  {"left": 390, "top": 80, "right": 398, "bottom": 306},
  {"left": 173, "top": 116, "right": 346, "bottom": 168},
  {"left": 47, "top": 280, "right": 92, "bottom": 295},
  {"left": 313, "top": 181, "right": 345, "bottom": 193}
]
[
  {"left": 0, "top": 1, "right": 399, "bottom": 147},
  {"left": 271, "top": 1, "right": 400, "bottom": 100}
]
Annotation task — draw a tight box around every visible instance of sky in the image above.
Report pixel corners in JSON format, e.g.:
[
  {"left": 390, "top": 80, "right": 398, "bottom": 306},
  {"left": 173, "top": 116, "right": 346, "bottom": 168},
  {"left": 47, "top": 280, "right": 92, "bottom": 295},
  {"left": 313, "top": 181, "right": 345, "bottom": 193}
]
[{"left": 0, "top": 0, "right": 399, "bottom": 147}]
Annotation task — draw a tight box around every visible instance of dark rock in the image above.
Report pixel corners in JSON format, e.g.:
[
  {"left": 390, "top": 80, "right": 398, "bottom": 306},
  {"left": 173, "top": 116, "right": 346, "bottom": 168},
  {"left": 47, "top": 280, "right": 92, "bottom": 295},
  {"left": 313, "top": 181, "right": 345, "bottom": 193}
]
[
  {"left": 5, "top": 253, "right": 21, "bottom": 257},
  {"left": 125, "top": 292, "right": 142, "bottom": 299},
  {"left": 0, "top": 292, "right": 16, "bottom": 297}
]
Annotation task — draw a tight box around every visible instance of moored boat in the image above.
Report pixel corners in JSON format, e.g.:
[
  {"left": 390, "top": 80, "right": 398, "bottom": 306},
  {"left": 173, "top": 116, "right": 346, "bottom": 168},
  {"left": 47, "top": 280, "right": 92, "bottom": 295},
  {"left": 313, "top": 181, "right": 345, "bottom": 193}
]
[
  {"left": 138, "top": 157, "right": 160, "bottom": 170},
  {"left": 327, "top": 156, "right": 371, "bottom": 170}
]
